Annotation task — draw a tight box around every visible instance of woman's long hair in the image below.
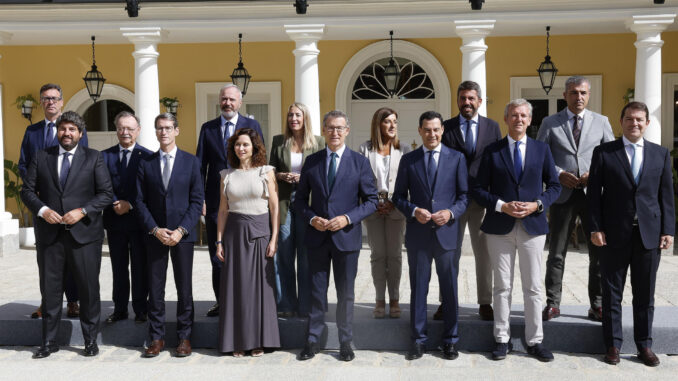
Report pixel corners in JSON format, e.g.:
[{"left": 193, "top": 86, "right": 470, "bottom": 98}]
[
  {"left": 370, "top": 107, "right": 400, "bottom": 151},
  {"left": 227, "top": 128, "right": 267, "bottom": 168},
  {"left": 284, "top": 102, "right": 319, "bottom": 151}
]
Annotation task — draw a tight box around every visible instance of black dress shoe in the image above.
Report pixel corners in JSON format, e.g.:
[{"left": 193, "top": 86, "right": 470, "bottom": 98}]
[
  {"left": 83, "top": 341, "right": 99, "bottom": 357},
  {"left": 491, "top": 341, "right": 512, "bottom": 360},
  {"left": 298, "top": 342, "right": 318, "bottom": 361},
  {"left": 206, "top": 303, "right": 219, "bottom": 317},
  {"left": 105, "top": 311, "right": 128, "bottom": 324},
  {"left": 134, "top": 313, "right": 148, "bottom": 323},
  {"left": 339, "top": 342, "right": 355, "bottom": 362},
  {"left": 604, "top": 346, "right": 620, "bottom": 365},
  {"left": 638, "top": 347, "right": 660, "bottom": 367},
  {"left": 526, "top": 343, "right": 554, "bottom": 362},
  {"left": 33, "top": 343, "right": 59, "bottom": 359},
  {"left": 432, "top": 304, "right": 443, "bottom": 320},
  {"left": 440, "top": 343, "right": 458, "bottom": 360},
  {"left": 406, "top": 342, "right": 425, "bottom": 360}
]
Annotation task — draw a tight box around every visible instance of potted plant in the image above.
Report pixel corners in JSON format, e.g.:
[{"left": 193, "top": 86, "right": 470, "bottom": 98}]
[
  {"left": 14, "top": 94, "right": 38, "bottom": 122},
  {"left": 4, "top": 159, "right": 34, "bottom": 246},
  {"left": 159, "top": 97, "right": 179, "bottom": 115},
  {"left": 623, "top": 88, "right": 634, "bottom": 104}
]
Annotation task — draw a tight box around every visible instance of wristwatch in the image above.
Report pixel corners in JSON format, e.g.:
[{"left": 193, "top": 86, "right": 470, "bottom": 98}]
[
  {"left": 535, "top": 199, "right": 544, "bottom": 213},
  {"left": 80, "top": 207, "right": 87, "bottom": 216}
]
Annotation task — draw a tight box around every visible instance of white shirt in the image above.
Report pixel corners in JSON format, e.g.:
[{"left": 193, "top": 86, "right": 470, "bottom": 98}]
[
  {"left": 565, "top": 108, "right": 586, "bottom": 132},
  {"left": 38, "top": 144, "right": 78, "bottom": 218},
  {"left": 421, "top": 143, "right": 442, "bottom": 172},
  {"left": 325, "top": 144, "right": 347, "bottom": 175},
  {"left": 622, "top": 136, "right": 644, "bottom": 171},
  {"left": 119, "top": 143, "right": 136, "bottom": 166},
  {"left": 496, "top": 134, "right": 528, "bottom": 213},
  {"left": 220, "top": 114, "right": 239, "bottom": 140},
  {"left": 159, "top": 146, "right": 178, "bottom": 177},
  {"left": 459, "top": 114, "right": 479, "bottom": 146},
  {"left": 375, "top": 153, "right": 390, "bottom": 193},
  {"left": 290, "top": 152, "right": 303, "bottom": 174}
]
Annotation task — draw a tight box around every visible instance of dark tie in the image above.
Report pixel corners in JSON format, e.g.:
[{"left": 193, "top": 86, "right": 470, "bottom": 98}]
[
  {"left": 513, "top": 141, "right": 523, "bottom": 181},
  {"left": 46, "top": 122, "right": 56, "bottom": 148},
  {"left": 224, "top": 122, "right": 232, "bottom": 146},
  {"left": 60, "top": 152, "right": 71, "bottom": 189},
  {"left": 328, "top": 152, "right": 337, "bottom": 190},
  {"left": 464, "top": 120, "right": 475, "bottom": 154},
  {"left": 162, "top": 153, "right": 171, "bottom": 189},
  {"left": 427, "top": 150, "right": 438, "bottom": 188},
  {"left": 572, "top": 116, "right": 581, "bottom": 148},
  {"left": 119, "top": 149, "right": 130, "bottom": 177}
]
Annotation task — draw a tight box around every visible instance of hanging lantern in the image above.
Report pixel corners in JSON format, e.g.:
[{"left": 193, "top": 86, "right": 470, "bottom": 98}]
[{"left": 83, "top": 36, "right": 106, "bottom": 103}]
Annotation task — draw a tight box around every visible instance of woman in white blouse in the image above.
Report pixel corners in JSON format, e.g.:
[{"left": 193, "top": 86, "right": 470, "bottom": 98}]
[{"left": 359, "top": 107, "right": 410, "bottom": 319}]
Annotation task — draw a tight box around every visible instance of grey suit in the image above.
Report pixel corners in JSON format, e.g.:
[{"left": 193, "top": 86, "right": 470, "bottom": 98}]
[{"left": 537, "top": 108, "right": 614, "bottom": 310}]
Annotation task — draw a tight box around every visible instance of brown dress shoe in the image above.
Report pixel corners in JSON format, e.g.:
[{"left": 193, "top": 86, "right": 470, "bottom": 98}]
[
  {"left": 638, "top": 347, "right": 660, "bottom": 367},
  {"left": 542, "top": 306, "right": 560, "bottom": 321},
  {"left": 603, "top": 347, "right": 620, "bottom": 365},
  {"left": 66, "top": 302, "right": 80, "bottom": 318},
  {"left": 478, "top": 304, "right": 494, "bottom": 321},
  {"left": 433, "top": 304, "right": 443, "bottom": 320},
  {"left": 389, "top": 300, "right": 401, "bottom": 319},
  {"left": 143, "top": 339, "right": 165, "bottom": 358},
  {"left": 175, "top": 339, "right": 192, "bottom": 357},
  {"left": 588, "top": 307, "right": 603, "bottom": 322},
  {"left": 31, "top": 306, "right": 42, "bottom": 319}
]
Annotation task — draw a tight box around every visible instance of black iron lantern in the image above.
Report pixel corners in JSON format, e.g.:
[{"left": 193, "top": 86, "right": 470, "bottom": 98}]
[
  {"left": 383, "top": 30, "right": 400, "bottom": 97},
  {"left": 537, "top": 26, "right": 558, "bottom": 95},
  {"left": 83, "top": 36, "right": 106, "bottom": 103},
  {"left": 230, "top": 33, "right": 252, "bottom": 96}
]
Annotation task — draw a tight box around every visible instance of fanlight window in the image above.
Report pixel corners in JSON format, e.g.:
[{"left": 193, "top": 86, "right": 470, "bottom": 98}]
[{"left": 352, "top": 57, "right": 435, "bottom": 100}]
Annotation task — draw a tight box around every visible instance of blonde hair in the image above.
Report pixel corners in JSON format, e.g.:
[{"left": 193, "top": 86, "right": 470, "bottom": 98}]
[
  {"left": 370, "top": 107, "right": 400, "bottom": 151},
  {"left": 284, "top": 102, "right": 318, "bottom": 151}
]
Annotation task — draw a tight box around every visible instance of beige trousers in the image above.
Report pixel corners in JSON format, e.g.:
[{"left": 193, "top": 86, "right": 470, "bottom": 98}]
[
  {"left": 364, "top": 210, "right": 405, "bottom": 301},
  {"left": 459, "top": 200, "right": 492, "bottom": 305}
]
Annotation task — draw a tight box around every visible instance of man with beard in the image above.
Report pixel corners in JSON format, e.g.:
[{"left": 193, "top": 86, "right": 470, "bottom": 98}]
[
  {"left": 21, "top": 111, "right": 113, "bottom": 358},
  {"left": 196, "top": 84, "right": 264, "bottom": 317}
]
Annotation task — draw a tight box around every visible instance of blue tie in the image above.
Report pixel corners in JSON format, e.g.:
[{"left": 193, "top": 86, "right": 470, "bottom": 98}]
[
  {"left": 464, "top": 120, "right": 475, "bottom": 154},
  {"left": 60, "top": 152, "right": 71, "bottom": 189},
  {"left": 224, "top": 122, "right": 232, "bottom": 146},
  {"left": 427, "top": 150, "right": 438, "bottom": 188},
  {"left": 513, "top": 141, "right": 523, "bottom": 181},
  {"left": 631, "top": 143, "right": 641, "bottom": 184},
  {"left": 328, "top": 152, "right": 337, "bottom": 190},
  {"left": 46, "top": 122, "right": 56, "bottom": 148},
  {"left": 119, "top": 149, "right": 130, "bottom": 177}
]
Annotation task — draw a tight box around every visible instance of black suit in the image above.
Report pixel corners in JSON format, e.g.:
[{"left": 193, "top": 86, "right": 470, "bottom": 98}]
[
  {"left": 588, "top": 138, "right": 675, "bottom": 351},
  {"left": 21, "top": 145, "right": 113, "bottom": 344}
]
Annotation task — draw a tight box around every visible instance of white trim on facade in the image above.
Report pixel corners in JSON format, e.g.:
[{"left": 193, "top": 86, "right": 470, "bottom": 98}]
[{"left": 64, "top": 84, "right": 135, "bottom": 115}]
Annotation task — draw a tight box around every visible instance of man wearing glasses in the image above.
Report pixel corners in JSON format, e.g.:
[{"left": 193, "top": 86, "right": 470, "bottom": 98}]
[{"left": 18, "top": 84, "right": 89, "bottom": 320}]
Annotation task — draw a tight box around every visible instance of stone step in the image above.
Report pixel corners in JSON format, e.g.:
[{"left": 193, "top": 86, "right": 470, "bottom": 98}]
[{"left": 2, "top": 301, "right": 677, "bottom": 354}]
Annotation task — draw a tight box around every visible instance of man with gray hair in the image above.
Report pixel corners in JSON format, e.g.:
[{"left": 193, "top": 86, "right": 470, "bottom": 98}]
[
  {"left": 537, "top": 76, "right": 614, "bottom": 322},
  {"left": 472, "top": 99, "right": 561, "bottom": 362}
]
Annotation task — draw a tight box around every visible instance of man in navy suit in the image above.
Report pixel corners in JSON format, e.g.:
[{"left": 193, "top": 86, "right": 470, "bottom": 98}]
[
  {"left": 588, "top": 102, "right": 675, "bottom": 367},
  {"left": 441, "top": 80, "right": 501, "bottom": 322},
  {"left": 473, "top": 99, "right": 561, "bottom": 362},
  {"left": 136, "top": 113, "right": 204, "bottom": 358},
  {"left": 102, "top": 111, "right": 153, "bottom": 324},
  {"left": 18, "top": 83, "right": 89, "bottom": 319},
  {"left": 295, "top": 110, "right": 378, "bottom": 362},
  {"left": 196, "top": 84, "right": 264, "bottom": 317},
  {"left": 393, "top": 111, "right": 469, "bottom": 361}
]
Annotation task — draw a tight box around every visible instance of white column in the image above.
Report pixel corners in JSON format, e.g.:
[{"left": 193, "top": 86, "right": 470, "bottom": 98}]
[
  {"left": 627, "top": 14, "right": 675, "bottom": 145},
  {"left": 121, "top": 27, "right": 162, "bottom": 151},
  {"left": 285, "top": 24, "right": 324, "bottom": 135},
  {"left": 455, "top": 20, "right": 495, "bottom": 117}
]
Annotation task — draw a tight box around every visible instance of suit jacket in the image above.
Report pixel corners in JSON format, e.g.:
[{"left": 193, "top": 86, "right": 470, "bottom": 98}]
[
  {"left": 472, "top": 137, "right": 561, "bottom": 236},
  {"left": 20, "top": 145, "right": 113, "bottom": 245},
  {"left": 102, "top": 144, "right": 153, "bottom": 231},
  {"left": 442, "top": 114, "right": 501, "bottom": 183},
  {"left": 294, "top": 147, "right": 378, "bottom": 252},
  {"left": 269, "top": 134, "right": 325, "bottom": 225},
  {"left": 587, "top": 138, "right": 675, "bottom": 250},
  {"left": 135, "top": 149, "right": 204, "bottom": 243},
  {"left": 392, "top": 145, "right": 469, "bottom": 251},
  {"left": 536, "top": 108, "right": 614, "bottom": 203},
  {"left": 18, "top": 120, "right": 89, "bottom": 179},
  {"left": 196, "top": 114, "right": 264, "bottom": 216}
]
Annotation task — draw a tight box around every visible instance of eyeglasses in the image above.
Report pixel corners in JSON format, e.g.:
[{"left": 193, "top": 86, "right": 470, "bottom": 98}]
[
  {"left": 116, "top": 127, "right": 138, "bottom": 132},
  {"left": 155, "top": 127, "right": 175, "bottom": 133},
  {"left": 40, "top": 97, "right": 62, "bottom": 103},
  {"left": 325, "top": 126, "right": 347, "bottom": 133}
]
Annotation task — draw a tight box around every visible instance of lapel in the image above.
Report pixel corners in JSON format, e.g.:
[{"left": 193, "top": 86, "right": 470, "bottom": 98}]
[
  {"left": 612, "top": 139, "right": 635, "bottom": 185},
  {"left": 47, "top": 148, "right": 61, "bottom": 192},
  {"left": 318, "top": 149, "right": 330, "bottom": 197},
  {"left": 153, "top": 152, "right": 167, "bottom": 194},
  {"left": 167, "top": 149, "right": 183, "bottom": 190},
  {"left": 283, "top": 142, "right": 292, "bottom": 171},
  {"left": 37, "top": 121, "right": 48, "bottom": 149},
  {"left": 578, "top": 111, "right": 593, "bottom": 148},
  {"left": 452, "top": 116, "right": 464, "bottom": 150},
  {"left": 63, "top": 146, "right": 86, "bottom": 191},
  {"left": 432, "top": 146, "right": 450, "bottom": 194},
  {"left": 389, "top": 147, "right": 402, "bottom": 186},
  {"left": 330, "top": 147, "right": 350, "bottom": 194},
  {"left": 412, "top": 148, "right": 431, "bottom": 197},
  {"left": 498, "top": 137, "right": 518, "bottom": 184},
  {"left": 368, "top": 147, "right": 377, "bottom": 177},
  {"left": 557, "top": 109, "right": 577, "bottom": 152}
]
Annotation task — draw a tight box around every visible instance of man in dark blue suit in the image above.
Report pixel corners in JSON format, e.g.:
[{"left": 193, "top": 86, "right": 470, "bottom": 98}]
[
  {"left": 18, "top": 83, "right": 89, "bottom": 319},
  {"left": 295, "top": 110, "right": 378, "bottom": 362},
  {"left": 196, "top": 84, "right": 264, "bottom": 317},
  {"left": 393, "top": 111, "right": 469, "bottom": 361},
  {"left": 588, "top": 102, "right": 675, "bottom": 367},
  {"left": 472, "top": 99, "right": 561, "bottom": 362},
  {"left": 102, "top": 111, "right": 153, "bottom": 324},
  {"left": 136, "top": 113, "right": 204, "bottom": 358}
]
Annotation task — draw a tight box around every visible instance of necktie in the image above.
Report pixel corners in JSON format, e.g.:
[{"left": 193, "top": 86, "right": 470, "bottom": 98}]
[
  {"left": 60, "top": 152, "right": 71, "bottom": 189},
  {"left": 513, "top": 141, "right": 523, "bottom": 181},
  {"left": 631, "top": 143, "right": 641, "bottom": 184},
  {"left": 427, "top": 150, "right": 438, "bottom": 188},
  {"left": 162, "top": 153, "right": 171, "bottom": 189},
  {"left": 46, "top": 122, "right": 56, "bottom": 147},
  {"left": 572, "top": 116, "right": 581, "bottom": 148},
  {"left": 119, "top": 149, "right": 130, "bottom": 178},
  {"left": 464, "top": 120, "right": 475, "bottom": 154},
  {"left": 224, "top": 122, "right": 232, "bottom": 146},
  {"left": 328, "top": 152, "right": 337, "bottom": 190}
]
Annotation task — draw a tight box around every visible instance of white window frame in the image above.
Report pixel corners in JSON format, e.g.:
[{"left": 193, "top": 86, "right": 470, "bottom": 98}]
[
  {"left": 510, "top": 75, "right": 603, "bottom": 114},
  {"left": 661, "top": 73, "right": 678, "bottom": 150}
]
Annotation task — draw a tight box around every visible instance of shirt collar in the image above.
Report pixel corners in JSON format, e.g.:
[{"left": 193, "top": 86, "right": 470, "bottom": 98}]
[
  {"left": 58, "top": 144, "right": 77, "bottom": 156},
  {"left": 622, "top": 135, "right": 644, "bottom": 147},
  {"left": 221, "top": 113, "right": 239, "bottom": 127},
  {"left": 566, "top": 108, "right": 586, "bottom": 120},
  {"left": 460, "top": 114, "right": 479, "bottom": 125},
  {"left": 44, "top": 118, "right": 57, "bottom": 127},
  {"left": 159, "top": 146, "right": 178, "bottom": 158},
  {"left": 326, "top": 144, "right": 346, "bottom": 158},
  {"left": 507, "top": 134, "right": 527, "bottom": 145},
  {"left": 119, "top": 143, "right": 136, "bottom": 152},
  {"left": 422, "top": 143, "right": 442, "bottom": 154}
]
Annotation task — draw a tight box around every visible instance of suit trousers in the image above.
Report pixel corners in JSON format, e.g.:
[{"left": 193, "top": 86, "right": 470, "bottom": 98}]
[
  {"left": 37, "top": 256, "right": 79, "bottom": 303},
  {"left": 37, "top": 229, "right": 102, "bottom": 344},
  {"left": 274, "top": 203, "right": 311, "bottom": 316},
  {"left": 545, "top": 189, "right": 602, "bottom": 309},
  {"left": 456, "top": 200, "right": 492, "bottom": 305},
  {"left": 599, "top": 226, "right": 660, "bottom": 351},
  {"left": 146, "top": 239, "right": 194, "bottom": 341},
  {"left": 306, "top": 241, "right": 359, "bottom": 344},
  {"left": 486, "top": 222, "right": 545, "bottom": 346},
  {"left": 408, "top": 234, "right": 459, "bottom": 345},
  {"left": 107, "top": 229, "right": 148, "bottom": 316},
  {"left": 205, "top": 215, "right": 223, "bottom": 300},
  {"left": 364, "top": 209, "right": 405, "bottom": 301}
]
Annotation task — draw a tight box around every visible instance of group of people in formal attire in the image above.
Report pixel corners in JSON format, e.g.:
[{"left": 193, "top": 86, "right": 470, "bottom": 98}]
[{"left": 18, "top": 77, "right": 674, "bottom": 367}]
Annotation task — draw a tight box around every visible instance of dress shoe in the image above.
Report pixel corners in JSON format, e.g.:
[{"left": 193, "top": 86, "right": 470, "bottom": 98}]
[
  {"left": 526, "top": 343, "right": 554, "bottom": 362},
  {"left": 83, "top": 341, "right": 99, "bottom": 357},
  {"left": 588, "top": 307, "right": 603, "bottom": 322},
  {"left": 134, "top": 313, "right": 148, "bottom": 323},
  {"left": 105, "top": 311, "right": 128, "bottom": 324},
  {"left": 175, "top": 339, "right": 192, "bottom": 357},
  {"left": 432, "top": 304, "right": 443, "bottom": 320},
  {"left": 542, "top": 306, "right": 560, "bottom": 321},
  {"left": 143, "top": 339, "right": 165, "bottom": 358},
  {"left": 339, "top": 342, "right": 355, "bottom": 362},
  {"left": 66, "top": 302, "right": 80, "bottom": 318},
  {"left": 491, "top": 341, "right": 512, "bottom": 360},
  {"left": 206, "top": 303, "right": 219, "bottom": 317},
  {"left": 389, "top": 300, "right": 401, "bottom": 319},
  {"left": 373, "top": 300, "right": 386, "bottom": 319},
  {"left": 603, "top": 346, "right": 620, "bottom": 365},
  {"left": 478, "top": 304, "right": 494, "bottom": 321},
  {"left": 298, "top": 341, "right": 318, "bottom": 361},
  {"left": 406, "top": 342, "right": 425, "bottom": 360},
  {"left": 31, "top": 306, "right": 42, "bottom": 319},
  {"left": 33, "top": 343, "right": 59, "bottom": 359},
  {"left": 638, "top": 347, "right": 660, "bottom": 367},
  {"left": 440, "top": 343, "right": 458, "bottom": 360}
]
